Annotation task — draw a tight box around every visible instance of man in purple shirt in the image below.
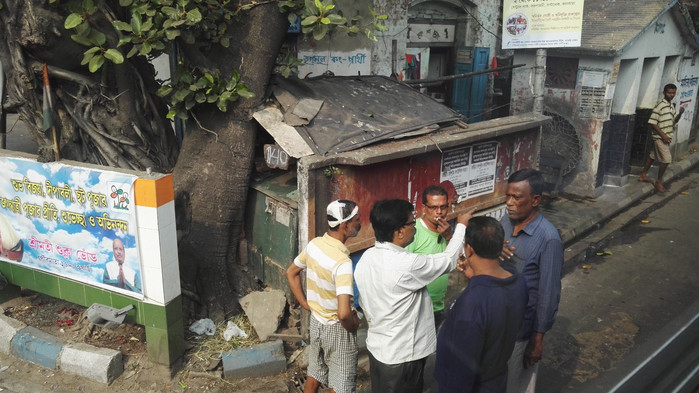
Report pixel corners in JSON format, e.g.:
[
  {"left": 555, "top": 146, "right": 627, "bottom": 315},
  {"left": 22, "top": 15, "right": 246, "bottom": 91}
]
[{"left": 500, "top": 169, "right": 564, "bottom": 393}]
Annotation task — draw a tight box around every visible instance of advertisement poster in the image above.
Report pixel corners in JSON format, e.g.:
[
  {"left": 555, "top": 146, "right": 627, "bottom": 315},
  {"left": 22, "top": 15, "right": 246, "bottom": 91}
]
[
  {"left": 0, "top": 157, "right": 143, "bottom": 298},
  {"left": 440, "top": 141, "right": 499, "bottom": 201},
  {"left": 502, "top": 0, "right": 584, "bottom": 49}
]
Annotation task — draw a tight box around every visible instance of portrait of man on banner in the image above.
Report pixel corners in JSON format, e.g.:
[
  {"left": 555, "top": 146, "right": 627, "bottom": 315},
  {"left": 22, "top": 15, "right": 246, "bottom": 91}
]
[{"left": 102, "top": 237, "right": 142, "bottom": 294}]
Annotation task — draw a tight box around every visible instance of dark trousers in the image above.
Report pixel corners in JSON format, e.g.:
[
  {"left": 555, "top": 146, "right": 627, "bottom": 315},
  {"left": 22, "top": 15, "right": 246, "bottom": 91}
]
[{"left": 368, "top": 351, "right": 426, "bottom": 393}]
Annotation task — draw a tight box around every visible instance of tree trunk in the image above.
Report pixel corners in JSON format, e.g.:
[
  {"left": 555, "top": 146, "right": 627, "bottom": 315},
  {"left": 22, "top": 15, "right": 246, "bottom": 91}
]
[
  {"left": 0, "top": 0, "right": 290, "bottom": 322},
  {"left": 173, "top": 3, "right": 290, "bottom": 321}
]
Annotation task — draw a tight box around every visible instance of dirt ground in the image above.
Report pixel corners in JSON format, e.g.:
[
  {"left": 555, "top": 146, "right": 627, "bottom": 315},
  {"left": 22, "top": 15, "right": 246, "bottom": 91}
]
[{"left": 0, "top": 291, "right": 315, "bottom": 392}]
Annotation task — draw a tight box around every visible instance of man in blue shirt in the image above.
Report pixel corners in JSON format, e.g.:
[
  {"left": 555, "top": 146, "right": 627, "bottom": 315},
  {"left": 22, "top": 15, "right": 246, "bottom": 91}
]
[
  {"left": 435, "top": 216, "right": 527, "bottom": 393},
  {"left": 500, "top": 169, "right": 564, "bottom": 393}
]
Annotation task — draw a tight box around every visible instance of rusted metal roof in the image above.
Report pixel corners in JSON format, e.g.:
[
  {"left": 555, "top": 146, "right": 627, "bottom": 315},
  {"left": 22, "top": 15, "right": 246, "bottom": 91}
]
[{"left": 256, "top": 75, "right": 463, "bottom": 156}]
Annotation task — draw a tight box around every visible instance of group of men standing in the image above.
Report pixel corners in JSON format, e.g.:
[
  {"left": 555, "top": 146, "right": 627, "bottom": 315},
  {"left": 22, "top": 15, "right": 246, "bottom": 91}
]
[{"left": 286, "top": 168, "right": 564, "bottom": 393}]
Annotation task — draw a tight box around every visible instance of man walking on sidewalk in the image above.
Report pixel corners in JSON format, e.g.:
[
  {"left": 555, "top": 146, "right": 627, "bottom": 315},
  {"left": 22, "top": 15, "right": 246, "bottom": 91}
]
[
  {"left": 286, "top": 200, "right": 362, "bottom": 393},
  {"left": 639, "top": 83, "right": 684, "bottom": 193},
  {"left": 500, "top": 169, "right": 564, "bottom": 393}
]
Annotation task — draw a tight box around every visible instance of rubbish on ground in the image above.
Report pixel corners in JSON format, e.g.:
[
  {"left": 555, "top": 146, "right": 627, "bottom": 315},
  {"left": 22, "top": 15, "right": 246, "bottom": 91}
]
[
  {"left": 641, "top": 220, "right": 650, "bottom": 224},
  {"left": 596, "top": 251, "right": 613, "bottom": 256},
  {"left": 86, "top": 303, "right": 134, "bottom": 330},
  {"left": 189, "top": 318, "right": 216, "bottom": 336},
  {"left": 223, "top": 321, "right": 248, "bottom": 341},
  {"left": 681, "top": 192, "right": 688, "bottom": 195},
  {"left": 582, "top": 265, "right": 591, "bottom": 269}
]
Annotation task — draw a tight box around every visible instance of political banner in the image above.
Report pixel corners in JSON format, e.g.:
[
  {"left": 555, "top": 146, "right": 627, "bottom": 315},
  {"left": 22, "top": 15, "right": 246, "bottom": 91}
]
[{"left": 0, "top": 157, "right": 143, "bottom": 298}]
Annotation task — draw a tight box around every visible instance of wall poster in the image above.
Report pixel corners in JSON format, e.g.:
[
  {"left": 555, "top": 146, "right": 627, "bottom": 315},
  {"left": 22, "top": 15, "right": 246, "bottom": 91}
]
[
  {"left": 0, "top": 157, "right": 143, "bottom": 298},
  {"left": 502, "top": 0, "right": 584, "bottom": 49},
  {"left": 440, "top": 141, "right": 499, "bottom": 202}
]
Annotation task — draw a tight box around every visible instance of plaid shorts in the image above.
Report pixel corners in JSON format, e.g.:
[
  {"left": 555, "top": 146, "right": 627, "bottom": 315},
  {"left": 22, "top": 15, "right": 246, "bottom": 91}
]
[{"left": 307, "top": 316, "right": 358, "bottom": 393}]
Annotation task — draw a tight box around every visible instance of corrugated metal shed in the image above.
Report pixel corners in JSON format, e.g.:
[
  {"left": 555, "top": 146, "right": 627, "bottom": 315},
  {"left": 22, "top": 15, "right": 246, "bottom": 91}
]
[{"left": 254, "top": 75, "right": 463, "bottom": 156}]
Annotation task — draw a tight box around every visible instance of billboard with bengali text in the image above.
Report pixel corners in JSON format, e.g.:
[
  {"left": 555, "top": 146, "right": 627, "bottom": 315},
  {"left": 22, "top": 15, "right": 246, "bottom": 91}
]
[
  {"left": 0, "top": 157, "right": 143, "bottom": 298},
  {"left": 502, "top": 0, "right": 584, "bottom": 49}
]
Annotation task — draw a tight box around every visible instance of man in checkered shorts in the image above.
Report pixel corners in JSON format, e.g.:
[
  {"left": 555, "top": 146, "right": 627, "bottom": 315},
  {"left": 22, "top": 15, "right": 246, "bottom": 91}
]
[{"left": 286, "top": 200, "right": 362, "bottom": 393}]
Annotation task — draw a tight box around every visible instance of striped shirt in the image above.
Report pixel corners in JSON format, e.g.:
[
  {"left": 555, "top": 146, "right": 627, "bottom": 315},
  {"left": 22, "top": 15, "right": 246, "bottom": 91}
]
[
  {"left": 648, "top": 98, "right": 676, "bottom": 140},
  {"left": 294, "top": 233, "right": 354, "bottom": 324}
]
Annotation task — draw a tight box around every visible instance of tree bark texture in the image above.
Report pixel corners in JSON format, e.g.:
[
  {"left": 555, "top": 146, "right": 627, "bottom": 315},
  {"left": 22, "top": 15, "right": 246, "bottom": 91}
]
[
  {"left": 0, "top": 1, "right": 289, "bottom": 321},
  {"left": 174, "top": 2, "right": 290, "bottom": 321},
  {"left": 0, "top": 1, "right": 178, "bottom": 170}
]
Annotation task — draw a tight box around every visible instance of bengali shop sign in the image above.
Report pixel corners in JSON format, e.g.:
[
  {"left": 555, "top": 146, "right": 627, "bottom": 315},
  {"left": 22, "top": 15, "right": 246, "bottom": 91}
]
[
  {"left": 502, "top": 0, "right": 584, "bottom": 49},
  {"left": 0, "top": 157, "right": 143, "bottom": 298}
]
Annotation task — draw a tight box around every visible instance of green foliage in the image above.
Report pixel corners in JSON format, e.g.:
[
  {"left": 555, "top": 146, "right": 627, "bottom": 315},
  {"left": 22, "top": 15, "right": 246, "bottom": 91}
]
[
  {"left": 157, "top": 66, "right": 254, "bottom": 120},
  {"left": 277, "top": 50, "right": 304, "bottom": 78},
  {"left": 323, "top": 165, "right": 341, "bottom": 178},
  {"left": 57, "top": 0, "right": 386, "bottom": 119}
]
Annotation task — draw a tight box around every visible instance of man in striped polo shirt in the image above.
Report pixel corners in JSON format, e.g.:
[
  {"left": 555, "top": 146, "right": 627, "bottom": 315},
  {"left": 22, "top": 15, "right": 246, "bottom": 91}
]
[
  {"left": 639, "top": 83, "right": 685, "bottom": 193},
  {"left": 286, "top": 200, "right": 362, "bottom": 393}
]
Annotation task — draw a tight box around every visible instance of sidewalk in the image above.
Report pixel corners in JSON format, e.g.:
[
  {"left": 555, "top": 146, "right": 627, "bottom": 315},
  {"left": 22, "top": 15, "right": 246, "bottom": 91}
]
[{"left": 543, "top": 149, "right": 699, "bottom": 272}]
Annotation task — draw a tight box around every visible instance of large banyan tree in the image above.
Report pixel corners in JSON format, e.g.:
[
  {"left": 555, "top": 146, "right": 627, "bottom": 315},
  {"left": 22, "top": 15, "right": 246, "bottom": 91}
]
[{"left": 0, "top": 0, "right": 384, "bottom": 321}]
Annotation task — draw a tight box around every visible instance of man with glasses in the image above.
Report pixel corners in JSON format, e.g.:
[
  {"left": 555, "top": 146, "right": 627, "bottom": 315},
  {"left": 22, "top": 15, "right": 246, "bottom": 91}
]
[
  {"left": 286, "top": 200, "right": 362, "bottom": 393},
  {"left": 406, "top": 185, "right": 452, "bottom": 328},
  {"left": 354, "top": 199, "right": 473, "bottom": 393}
]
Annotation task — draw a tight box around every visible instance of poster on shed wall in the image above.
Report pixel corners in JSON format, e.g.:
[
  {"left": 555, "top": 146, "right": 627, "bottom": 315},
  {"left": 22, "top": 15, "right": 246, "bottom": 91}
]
[
  {"left": 0, "top": 157, "right": 143, "bottom": 299},
  {"left": 502, "top": 0, "right": 584, "bottom": 49},
  {"left": 440, "top": 141, "right": 499, "bottom": 202}
]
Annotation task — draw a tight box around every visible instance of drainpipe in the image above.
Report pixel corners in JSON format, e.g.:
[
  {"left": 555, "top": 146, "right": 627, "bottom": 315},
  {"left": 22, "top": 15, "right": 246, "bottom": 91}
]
[{"left": 533, "top": 49, "right": 546, "bottom": 114}]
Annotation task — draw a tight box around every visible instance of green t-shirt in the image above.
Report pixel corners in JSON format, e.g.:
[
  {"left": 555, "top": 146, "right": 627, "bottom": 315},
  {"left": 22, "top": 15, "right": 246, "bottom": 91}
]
[{"left": 406, "top": 218, "right": 449, "bottom": 312}]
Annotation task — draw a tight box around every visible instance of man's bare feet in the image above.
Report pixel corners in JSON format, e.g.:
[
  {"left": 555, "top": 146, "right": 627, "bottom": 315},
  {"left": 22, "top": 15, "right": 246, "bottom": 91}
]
[
  {"left": 639, "top": 174, "right": 654, "bottom": 183},
  {"left": 654, "top": 181, "right": 667, "bottom": 193}
]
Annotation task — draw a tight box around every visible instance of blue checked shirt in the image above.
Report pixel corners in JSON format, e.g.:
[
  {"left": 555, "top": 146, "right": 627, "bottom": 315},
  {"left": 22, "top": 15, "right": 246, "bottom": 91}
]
[{"left": 500, "top": 212, "right": 564, "bottom": 340}]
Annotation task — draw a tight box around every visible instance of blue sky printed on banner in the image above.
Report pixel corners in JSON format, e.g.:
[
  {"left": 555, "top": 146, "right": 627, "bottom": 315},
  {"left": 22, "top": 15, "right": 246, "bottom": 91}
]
[{"left": 0, "top": 157, "right": 142, "bottom": 298}]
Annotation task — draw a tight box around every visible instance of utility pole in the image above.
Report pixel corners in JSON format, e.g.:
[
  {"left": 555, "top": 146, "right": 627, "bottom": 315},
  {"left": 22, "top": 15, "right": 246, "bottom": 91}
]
[{"left": 533, "top": 49, "right": 547, "bottom": 114}]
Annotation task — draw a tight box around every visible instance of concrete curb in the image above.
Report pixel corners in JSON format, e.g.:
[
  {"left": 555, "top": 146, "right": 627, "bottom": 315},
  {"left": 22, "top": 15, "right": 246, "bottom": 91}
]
[
  {"left": 0, "top": 313, "right": 123, "bottom": 384},
  {"left": 222, "top": 339, "right": 286, "bottom": 379}
]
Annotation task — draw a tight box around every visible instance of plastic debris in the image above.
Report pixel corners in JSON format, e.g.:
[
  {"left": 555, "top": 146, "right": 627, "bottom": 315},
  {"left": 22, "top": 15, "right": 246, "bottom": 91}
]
[
  {"left": 582, "top": 265, "right": 591, "bottom": 269},
  {"left": 189, "top": 318, "right": 216, "bottom": 336},
  {"left": 178, "top": 381, "right": 187, "bottom": 389},
  {"left": 223, "top": 321, "right": 248, "bottom": 341},
  {"left": 641, "top": 220, "right": 650, "bottom": 224},
  {"left": 681, "top": 192, "right": 689, "bottom": 195},
  {"left": 596, "top": 250, "right": 613, "bottom": 256}
]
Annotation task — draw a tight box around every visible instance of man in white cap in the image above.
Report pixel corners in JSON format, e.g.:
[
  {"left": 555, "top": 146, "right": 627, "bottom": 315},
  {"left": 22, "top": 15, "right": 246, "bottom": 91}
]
[{"left": 286, "top": 200, "right": 362, "bottom": 393}]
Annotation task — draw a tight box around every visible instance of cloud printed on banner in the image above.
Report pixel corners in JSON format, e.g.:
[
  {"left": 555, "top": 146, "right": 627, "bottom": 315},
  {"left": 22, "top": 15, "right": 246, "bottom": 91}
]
[{"left": 0, "top": 157, "right": 141, "bottom": 298}]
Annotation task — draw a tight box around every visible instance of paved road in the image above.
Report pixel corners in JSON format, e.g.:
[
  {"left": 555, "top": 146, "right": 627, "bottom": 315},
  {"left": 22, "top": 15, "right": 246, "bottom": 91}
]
[{"left": 538, "top": 167, "right": 699, "bottom": 392}]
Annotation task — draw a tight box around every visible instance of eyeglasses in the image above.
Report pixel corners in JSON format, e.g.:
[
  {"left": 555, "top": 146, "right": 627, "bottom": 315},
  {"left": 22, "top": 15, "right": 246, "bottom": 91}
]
[
  {"left": 425, "top": 204, "right": 449, "bottom": 212},
  {"left": 403, "top": 220, "right": 416, "bottom": 227}
]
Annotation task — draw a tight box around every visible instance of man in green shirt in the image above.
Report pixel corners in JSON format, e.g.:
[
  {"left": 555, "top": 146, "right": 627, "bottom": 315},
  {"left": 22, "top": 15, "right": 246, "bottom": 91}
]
[{"left": 406, "top": 185, "right": 453, "bottom": 328}]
